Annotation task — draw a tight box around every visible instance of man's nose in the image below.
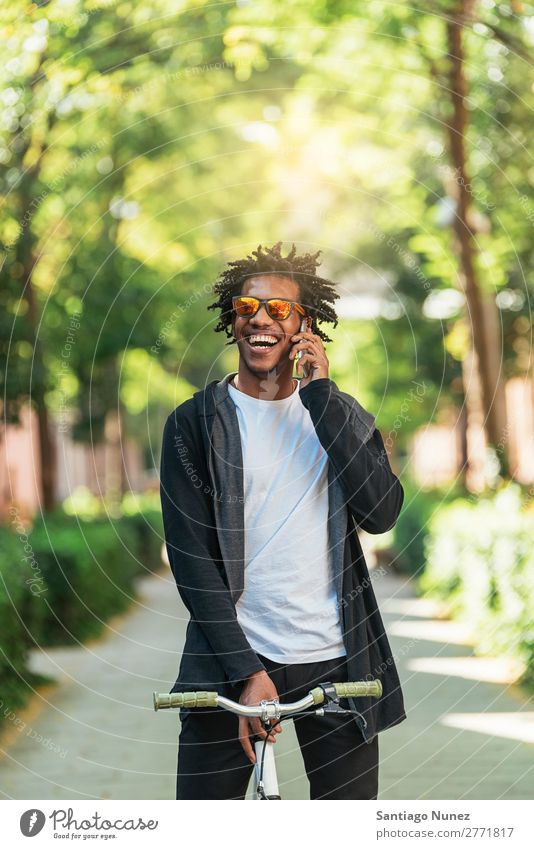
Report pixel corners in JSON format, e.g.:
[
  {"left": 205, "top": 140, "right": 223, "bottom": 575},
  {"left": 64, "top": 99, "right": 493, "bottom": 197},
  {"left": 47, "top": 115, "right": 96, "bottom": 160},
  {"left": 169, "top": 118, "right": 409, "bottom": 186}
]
[{"left": 249, "top": 304, "right": 273, "bottom": 324}]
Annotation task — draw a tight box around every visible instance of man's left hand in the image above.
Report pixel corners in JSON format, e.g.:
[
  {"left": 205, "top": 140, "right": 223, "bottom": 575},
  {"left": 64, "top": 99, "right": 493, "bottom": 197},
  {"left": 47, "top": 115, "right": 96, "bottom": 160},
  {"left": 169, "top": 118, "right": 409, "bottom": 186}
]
[{"left": 290, "top": 331, "right": 329, "bottom": 389}]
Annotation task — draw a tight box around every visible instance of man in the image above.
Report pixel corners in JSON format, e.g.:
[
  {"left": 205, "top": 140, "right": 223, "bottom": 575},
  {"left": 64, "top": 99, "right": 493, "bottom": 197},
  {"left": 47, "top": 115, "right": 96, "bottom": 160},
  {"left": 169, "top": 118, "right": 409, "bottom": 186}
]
[{"left": 159, "top": 242, "right": 406, "bottom": 800}]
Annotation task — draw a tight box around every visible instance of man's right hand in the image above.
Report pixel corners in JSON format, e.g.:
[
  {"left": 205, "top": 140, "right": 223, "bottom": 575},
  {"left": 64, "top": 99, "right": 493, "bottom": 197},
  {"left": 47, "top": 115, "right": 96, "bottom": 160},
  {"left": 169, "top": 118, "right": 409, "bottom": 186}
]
[{"left": 238, "top": 670, "right": 282, "bottom": 764}]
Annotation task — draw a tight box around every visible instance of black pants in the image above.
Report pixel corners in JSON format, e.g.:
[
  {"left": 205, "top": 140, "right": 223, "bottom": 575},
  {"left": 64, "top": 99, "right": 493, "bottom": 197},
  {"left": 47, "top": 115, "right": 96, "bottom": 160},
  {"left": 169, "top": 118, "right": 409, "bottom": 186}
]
[{"left": 176, "top": 653, "right": 379, "bottom": 800}]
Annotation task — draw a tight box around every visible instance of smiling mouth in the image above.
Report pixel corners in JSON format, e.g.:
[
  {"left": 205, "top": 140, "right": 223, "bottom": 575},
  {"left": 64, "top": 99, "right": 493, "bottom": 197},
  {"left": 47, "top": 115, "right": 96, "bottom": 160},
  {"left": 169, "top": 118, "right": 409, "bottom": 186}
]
[{"left": 243, "top": 336, "right": 282, "bottom": 352}]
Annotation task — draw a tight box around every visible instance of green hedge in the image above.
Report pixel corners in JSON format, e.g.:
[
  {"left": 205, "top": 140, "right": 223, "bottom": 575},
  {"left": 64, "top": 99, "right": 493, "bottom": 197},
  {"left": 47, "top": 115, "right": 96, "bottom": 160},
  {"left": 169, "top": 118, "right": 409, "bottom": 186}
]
[
  {"left": 392, "top": 479, "right": 465, "bottom": 577},
  {"left": 120, "top": 492, "right": 164, "bottom": 576},
  {"left": 0, "top": 525, "right": 47, "bottom": 715},
  {"left": 420, "top": 484, "right": 534, "bottom": 689},
  {"left": 0, "top": 503, "right": 163, "bottom": 730},
  {"left": 29, "top": 514, "right": 141, "bottom": 644}
]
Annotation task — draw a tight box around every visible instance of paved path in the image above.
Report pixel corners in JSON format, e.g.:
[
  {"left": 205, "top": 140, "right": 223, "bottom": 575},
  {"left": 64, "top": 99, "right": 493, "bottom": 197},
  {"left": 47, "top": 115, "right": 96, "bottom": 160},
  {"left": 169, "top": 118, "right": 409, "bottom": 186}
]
[{"left": 0, "top": 561, "right": 532, "bottom": 800}]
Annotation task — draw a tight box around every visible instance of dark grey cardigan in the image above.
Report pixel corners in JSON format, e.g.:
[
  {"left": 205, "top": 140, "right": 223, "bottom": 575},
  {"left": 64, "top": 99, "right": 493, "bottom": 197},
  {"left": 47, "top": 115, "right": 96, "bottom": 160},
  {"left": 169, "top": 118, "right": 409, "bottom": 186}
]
[{"left": 160, "top": 373, "right": 407, "bottom": 742}]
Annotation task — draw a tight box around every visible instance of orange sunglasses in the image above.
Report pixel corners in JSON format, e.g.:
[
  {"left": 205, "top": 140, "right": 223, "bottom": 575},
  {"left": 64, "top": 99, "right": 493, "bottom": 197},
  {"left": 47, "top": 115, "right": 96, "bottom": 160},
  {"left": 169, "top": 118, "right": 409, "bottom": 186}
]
[{"left": 232, "top": 296, "right": 306, "bottom": 321}]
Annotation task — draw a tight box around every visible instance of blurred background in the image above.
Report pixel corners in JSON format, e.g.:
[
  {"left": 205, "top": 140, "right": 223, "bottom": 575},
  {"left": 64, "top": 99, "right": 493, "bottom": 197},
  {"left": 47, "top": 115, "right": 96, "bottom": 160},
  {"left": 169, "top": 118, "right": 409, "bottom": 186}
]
[{"left": 0, "top": 0, "right": 533, "bottom": 799}]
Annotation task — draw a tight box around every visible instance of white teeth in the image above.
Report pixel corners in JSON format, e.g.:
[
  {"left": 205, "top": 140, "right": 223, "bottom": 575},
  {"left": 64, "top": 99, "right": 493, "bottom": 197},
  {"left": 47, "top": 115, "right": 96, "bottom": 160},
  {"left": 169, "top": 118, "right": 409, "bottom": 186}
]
[{"left": 247, "top": 335, "right": 278, "bottom": 345}]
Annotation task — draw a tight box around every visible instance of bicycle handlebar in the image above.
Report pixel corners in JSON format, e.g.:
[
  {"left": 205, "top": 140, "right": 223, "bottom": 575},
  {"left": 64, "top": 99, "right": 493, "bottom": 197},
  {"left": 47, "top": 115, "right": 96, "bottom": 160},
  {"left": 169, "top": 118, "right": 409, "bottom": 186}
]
[
  {"left": 154, "top": 691, "right": 219, "bottom": 710},
  {"left": 318, "top": 681, "right": 382, "bottom": 700},
  {"left": 153, "top": 680, "right": 382, "bottom": 714}
]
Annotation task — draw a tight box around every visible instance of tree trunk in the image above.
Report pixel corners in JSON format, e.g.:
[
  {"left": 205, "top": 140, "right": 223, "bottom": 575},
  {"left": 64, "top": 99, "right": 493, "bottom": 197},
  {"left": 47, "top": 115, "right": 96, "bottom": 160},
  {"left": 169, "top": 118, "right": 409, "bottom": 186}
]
[
  {"left": 461, "top": 334, "right": 488, "bottom": 492},
  {"left": 8, "top": 53, "right": 59, "bottom": 512},
  {"left": 104, "top": 405, "right": 125, "bottom": 507},
  {"left": 457, "top": 394, "right": 469, "bottom": 488},
  {"left": 23, "top": 265, "right": 57, "bottom": 512},
  {"left": 445, "top": 3, "right": 509, "bottom": 475}
]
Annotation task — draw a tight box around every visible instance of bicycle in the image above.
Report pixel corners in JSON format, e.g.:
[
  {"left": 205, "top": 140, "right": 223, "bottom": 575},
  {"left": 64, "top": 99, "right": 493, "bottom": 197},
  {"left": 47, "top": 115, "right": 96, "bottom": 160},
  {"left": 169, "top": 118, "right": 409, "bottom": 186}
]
[{"left": 153, "top": 679, "right": 382, "bottom": 799}]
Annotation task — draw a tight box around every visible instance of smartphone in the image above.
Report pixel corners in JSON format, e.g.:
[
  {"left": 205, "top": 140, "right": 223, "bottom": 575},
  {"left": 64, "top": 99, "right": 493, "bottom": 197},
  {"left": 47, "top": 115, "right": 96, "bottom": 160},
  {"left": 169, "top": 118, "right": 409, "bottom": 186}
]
[{"left": 296, "top": 318, "right": 310, "bottom": 379}]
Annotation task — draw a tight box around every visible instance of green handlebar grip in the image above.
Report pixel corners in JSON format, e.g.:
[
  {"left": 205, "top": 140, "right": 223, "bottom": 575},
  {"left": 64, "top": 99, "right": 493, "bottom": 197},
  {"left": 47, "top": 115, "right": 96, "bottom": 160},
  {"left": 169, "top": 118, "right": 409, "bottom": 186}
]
[
  {"left": 335, "top": 680, "right": 382, "bottom": 699},
  {"left": 153, "top": 691, "right": 218, "bottom": 711},
  {"left": 310, "top": 687, "right": 326, "bottom": 705},
  {"left": 310, "top": 680, "right": 382, "bottom": 705}
]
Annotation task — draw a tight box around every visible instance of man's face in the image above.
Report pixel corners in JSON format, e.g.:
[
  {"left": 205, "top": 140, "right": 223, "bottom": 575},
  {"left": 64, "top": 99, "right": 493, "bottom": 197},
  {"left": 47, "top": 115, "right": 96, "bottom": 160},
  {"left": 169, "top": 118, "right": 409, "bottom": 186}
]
[{"left": 232, "top": 274, "right": 308, "bottom": 375}]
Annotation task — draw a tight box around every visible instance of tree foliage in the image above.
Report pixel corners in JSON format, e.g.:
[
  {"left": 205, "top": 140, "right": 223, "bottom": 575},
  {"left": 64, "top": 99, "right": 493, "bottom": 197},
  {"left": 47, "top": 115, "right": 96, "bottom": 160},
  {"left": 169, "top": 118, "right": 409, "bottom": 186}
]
[{"left": 1, "top": 0, "right": 532, "bottom": 502}]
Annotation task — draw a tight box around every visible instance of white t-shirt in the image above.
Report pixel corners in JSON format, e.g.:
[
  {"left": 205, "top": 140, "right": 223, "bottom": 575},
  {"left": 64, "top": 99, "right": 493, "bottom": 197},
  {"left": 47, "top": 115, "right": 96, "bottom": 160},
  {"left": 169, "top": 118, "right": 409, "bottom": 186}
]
[{"left": 228, "top": 377, "right": 346, "bottom": 663}]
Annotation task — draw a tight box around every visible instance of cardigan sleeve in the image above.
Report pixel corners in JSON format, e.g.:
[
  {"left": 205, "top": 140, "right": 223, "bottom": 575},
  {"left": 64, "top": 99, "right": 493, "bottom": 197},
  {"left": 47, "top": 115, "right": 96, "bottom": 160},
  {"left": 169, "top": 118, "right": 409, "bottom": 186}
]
[
  {"left": 298, "top": 378, "right": 404, "bottom": 534},
  {"left": 159, "top": 411, "right": 265, "bottom": 683}
]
